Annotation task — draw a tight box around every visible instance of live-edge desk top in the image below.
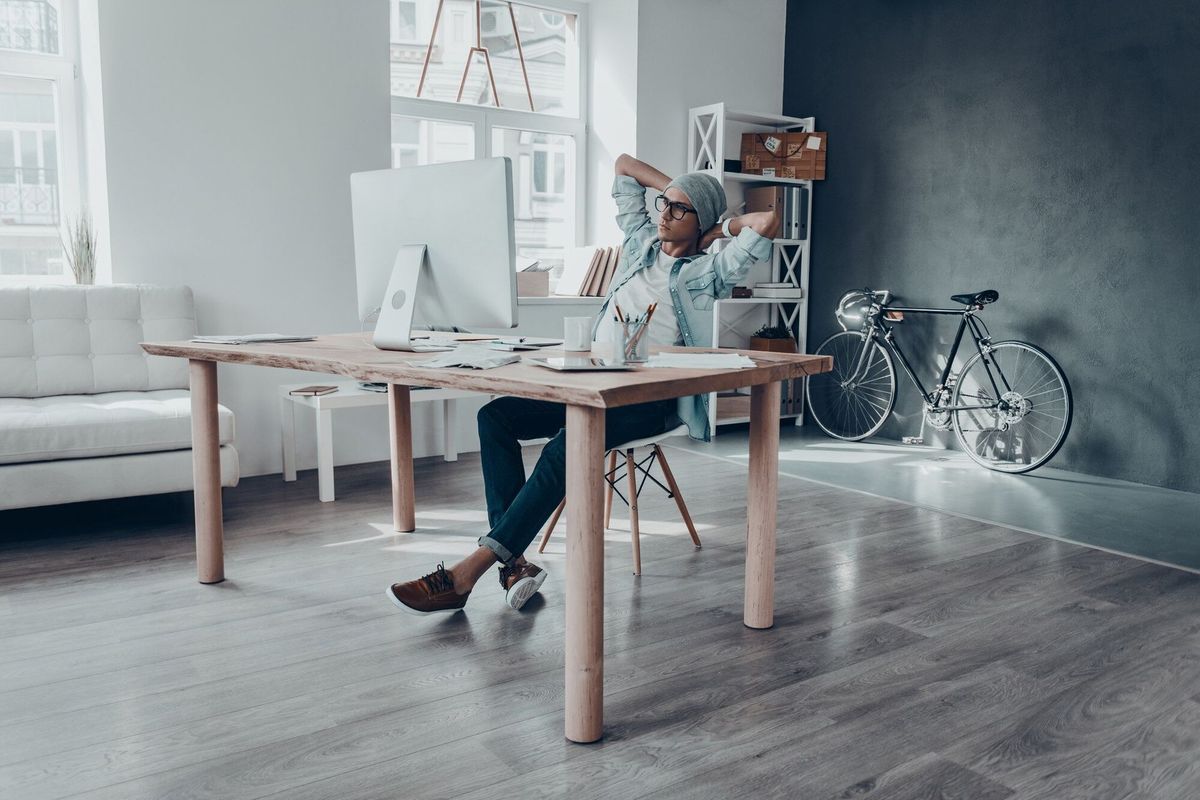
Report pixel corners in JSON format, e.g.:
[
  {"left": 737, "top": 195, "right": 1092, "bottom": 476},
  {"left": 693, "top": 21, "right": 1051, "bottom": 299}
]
[{"left": 142, "top": 333, "right": 831, "bottom": 409}]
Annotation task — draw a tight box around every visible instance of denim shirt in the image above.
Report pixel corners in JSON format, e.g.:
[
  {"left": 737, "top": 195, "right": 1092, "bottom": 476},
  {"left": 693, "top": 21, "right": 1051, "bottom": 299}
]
[{"left": 593, "top": 175, "right": 774, "bottom": 441}]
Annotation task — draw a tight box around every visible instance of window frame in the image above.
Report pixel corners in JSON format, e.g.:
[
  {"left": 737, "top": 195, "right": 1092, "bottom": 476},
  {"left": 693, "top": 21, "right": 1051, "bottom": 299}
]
[
  {"left": 389, "top": 0, "right": 587, "bottom": 256},
  {"left": 0, "top": 0, "right": 83, "bottom": 285}
]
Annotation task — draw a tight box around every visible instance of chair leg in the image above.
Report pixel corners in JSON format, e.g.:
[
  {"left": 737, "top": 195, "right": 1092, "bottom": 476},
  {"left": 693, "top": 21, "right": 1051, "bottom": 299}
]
[
  {"left": 603, "top": 450, "right": 617, "bottom": 529},
  {"left": 655, "top": 445, "right": 701, "bottom": 549},
  {"left": 537, "top": 498, "right": 566, "bottom": 553},
  {"left": 626, "top": 449, "right": 641, "bottom": 575}
]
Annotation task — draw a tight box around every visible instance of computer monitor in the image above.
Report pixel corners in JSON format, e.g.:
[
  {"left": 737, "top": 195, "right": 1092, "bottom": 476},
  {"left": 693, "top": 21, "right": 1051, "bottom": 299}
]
[{"left": 351, "top": 157, "right": 518, "bottom": 350}]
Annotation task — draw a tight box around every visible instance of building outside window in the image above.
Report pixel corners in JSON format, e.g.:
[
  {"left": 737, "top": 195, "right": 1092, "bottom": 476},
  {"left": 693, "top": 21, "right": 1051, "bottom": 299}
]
[
  {"left": 0, "top": 0, "right": 81, "bottom": 283},
  {"left": 388, "top": 0, "right": 584, "bottom": 271}
]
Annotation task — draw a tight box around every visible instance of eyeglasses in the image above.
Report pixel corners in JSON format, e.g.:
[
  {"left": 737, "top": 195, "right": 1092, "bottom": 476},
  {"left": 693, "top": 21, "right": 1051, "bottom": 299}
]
[{"left": 654, "top": 194, "right": 697, "bottom": 221}]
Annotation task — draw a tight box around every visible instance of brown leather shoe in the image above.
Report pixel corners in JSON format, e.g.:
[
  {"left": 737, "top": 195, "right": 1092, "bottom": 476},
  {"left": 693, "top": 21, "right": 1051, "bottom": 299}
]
[
  {"left": 386, "top": 562, "right": 469, "bottom": 615},
  {"left": 498, "top": 560, "right": 547, "bottom": 611}
]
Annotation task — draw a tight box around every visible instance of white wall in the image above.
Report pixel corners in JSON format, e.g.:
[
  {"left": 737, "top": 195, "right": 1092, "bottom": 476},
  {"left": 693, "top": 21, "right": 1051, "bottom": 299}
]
[
  {"left": 635, "top": 0, "right": 788, "bottom": 175},
  {"left": 95, "top": 0, "right": 431, "bottom": 477},
  {"left": 585, "top": 0, "right": 639, "bottom": 247}
]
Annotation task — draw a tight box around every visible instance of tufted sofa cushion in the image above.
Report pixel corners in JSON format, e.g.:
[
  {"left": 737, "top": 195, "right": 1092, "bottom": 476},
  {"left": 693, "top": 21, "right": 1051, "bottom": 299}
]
[
  {"left": 0, "top": 390, "right": 235, "bottom": 465},
  {"left": 0, "top": 285, "right": 195, "bottom": 398}
]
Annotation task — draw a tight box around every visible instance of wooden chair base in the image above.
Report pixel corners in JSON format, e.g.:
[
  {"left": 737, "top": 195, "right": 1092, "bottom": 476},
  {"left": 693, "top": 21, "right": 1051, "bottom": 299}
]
[{"left": 538, "top": 444, "right": 700, "bottom": 575}]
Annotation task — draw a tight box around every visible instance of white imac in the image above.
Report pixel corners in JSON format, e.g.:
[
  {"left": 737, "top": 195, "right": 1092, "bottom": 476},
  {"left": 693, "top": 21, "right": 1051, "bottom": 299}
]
[{"left": 351, "top": 157, "right": 518, "bottom": 351}]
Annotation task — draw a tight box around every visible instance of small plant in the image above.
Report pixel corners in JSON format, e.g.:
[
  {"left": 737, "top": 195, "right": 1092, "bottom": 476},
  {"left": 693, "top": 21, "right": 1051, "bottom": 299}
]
[
  {"left": 61, "top": 211, "right": 98, "bottom": 285},
  {"left": 751, "top": 324, "right": 793, "bottom": 339}
]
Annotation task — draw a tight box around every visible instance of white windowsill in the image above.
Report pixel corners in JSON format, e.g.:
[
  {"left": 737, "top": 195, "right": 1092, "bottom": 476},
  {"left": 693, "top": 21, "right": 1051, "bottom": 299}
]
[{"left": 518, "top": 295, "right": 605, "bottom": 305}]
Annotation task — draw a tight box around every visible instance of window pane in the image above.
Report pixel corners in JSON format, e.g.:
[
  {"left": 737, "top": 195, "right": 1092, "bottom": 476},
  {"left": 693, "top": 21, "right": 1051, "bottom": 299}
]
[
  {"left": 0, "top": 235, "right": 61, "bottom": 274},
  {"left": 391, "top": 115, "right": 475, "bottom": 167},
  {"left": 0, "top": 75, "right": 63, "bottom": 277},
  {"left": 0, "top": 0, "right": 60, "bottom": 55},
  {"left": 390, "top": 0, "right": 578, "bottom": 118},
  {"left": 492, "top": 127, "right": 574, "bottom": 267},
  {"left": 392, "top": 0, "right": 418, "bottom": 42},
  {"left": 532, "top": 149, "right": 546, "bottom": 193}
]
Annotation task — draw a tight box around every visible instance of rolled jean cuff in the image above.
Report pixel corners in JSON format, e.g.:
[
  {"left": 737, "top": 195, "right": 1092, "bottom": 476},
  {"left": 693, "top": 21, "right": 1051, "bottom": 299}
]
[{"left": 478, "top": 534, "right": 515, "bottom": 564}]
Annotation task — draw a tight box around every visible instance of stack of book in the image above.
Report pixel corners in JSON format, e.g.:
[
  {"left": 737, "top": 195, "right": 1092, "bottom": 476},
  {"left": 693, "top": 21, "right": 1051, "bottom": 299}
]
[
  {"left": 576, "top": 246, "right": 622, "bottom": 297},
  {"left": 753, "top": 282, "right": 804, "bottom": 299}
]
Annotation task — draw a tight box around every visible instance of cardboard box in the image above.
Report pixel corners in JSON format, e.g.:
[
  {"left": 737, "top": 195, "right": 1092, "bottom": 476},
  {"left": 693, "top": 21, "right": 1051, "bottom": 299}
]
[
  {"left": 740, "top": 131, "right": 786, "bottom": 161},
  {"left": 516, "top": 270, "right": 550, "bottom": 297},
  {"left": 741, "top": 130, "right": 827, "bottom": 180},
  {"left": 784, "top": 131, "right": 827, "bottom": 159},
  {"left": 745, "top": 185, "right": 786, "bottom": 215},
  {"left": 784, "top": 131, "right": 827, "bottom": 180}
]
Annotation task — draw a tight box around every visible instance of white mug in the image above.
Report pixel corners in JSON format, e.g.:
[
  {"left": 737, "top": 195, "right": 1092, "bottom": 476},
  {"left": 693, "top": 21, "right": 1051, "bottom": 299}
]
[{"left": 563, "top": 316, "right": 593, "bottom": 352}]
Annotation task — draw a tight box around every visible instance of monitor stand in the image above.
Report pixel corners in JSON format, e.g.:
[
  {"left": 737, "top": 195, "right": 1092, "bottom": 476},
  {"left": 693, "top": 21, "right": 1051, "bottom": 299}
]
[{"left": 373, "top": 244, "right": 455, "bottom": 352}]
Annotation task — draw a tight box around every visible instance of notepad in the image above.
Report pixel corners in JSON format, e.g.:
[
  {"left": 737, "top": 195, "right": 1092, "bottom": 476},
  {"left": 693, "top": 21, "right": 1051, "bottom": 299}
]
[{"left": 643, "top": 353, "right": 756, "bottom": 369}]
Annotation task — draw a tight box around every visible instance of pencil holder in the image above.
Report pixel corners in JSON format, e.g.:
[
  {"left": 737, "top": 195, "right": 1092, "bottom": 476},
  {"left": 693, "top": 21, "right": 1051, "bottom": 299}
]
[{"left": 618, "top": 320, "right": 649, "bottom": 363}]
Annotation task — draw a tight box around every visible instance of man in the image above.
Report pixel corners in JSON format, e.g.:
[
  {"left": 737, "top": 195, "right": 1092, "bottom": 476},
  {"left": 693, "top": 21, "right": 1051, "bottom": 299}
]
[{"left": 387, "top": 153, "right": 779, "bottom": 615}]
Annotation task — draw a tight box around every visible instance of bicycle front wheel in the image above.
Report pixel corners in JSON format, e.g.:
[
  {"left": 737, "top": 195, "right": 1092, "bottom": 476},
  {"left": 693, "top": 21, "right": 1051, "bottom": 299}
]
[
  {"left": 951, "top": 341, "right": 1072, "bottom": 473},
  {"left": 806, "top": 330, "right": 897, "bottom": 441}
]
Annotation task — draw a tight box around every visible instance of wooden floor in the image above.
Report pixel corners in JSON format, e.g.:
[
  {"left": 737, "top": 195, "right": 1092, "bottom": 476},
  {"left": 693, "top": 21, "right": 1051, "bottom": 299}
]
[{"left": 2, "top": 446, "right": 1199, "bottom": 799}]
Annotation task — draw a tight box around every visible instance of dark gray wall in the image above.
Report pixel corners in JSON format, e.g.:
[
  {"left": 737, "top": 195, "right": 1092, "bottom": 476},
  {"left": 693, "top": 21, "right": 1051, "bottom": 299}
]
[{"left": 784, "top": 0, "right": 1200, "bottom": 492}]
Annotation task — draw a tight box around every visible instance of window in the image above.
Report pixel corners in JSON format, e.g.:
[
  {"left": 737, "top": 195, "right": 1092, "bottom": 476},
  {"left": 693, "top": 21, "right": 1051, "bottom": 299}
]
[
  {"left": 391, "top": 115, "right": 475, "bottom": 167},
  {"left": 491, "top": 127, "right": 573, "bottom": 264},
  {"left": 0, "top": 0, "right": 80, "bottom": 284},
  {"left": 389, "top": 0, "right": 585, "bottom": 270}
]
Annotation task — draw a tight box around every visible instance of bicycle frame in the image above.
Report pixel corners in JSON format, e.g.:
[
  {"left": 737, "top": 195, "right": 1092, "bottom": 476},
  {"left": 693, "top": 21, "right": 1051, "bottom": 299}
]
[{"left": 847, "top": 299, "right": 1011, "bottom": 414}]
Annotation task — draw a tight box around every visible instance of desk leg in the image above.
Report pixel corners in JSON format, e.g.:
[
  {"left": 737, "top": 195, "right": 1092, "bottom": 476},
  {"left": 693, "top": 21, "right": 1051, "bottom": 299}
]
[
  {"left": 280, "top": 394, "right": 297, "bottom": 482},
  {"left": 388, "top": 385, "right": 416, "bottom": 532},
  {"left": 317, "top": 408, "right": 335, "bottom": 502},
  {"left": 189, "top": 359, "right": 224, "bottom": 584},
  {"left": 745, "top": 381, "right": 780, "bottom": 629},
  {"left": 442, "top": 399, "right": 458, "bottom": 462},
  {"left": 565, "top": 404, "right": 605, "bottom": 743}
]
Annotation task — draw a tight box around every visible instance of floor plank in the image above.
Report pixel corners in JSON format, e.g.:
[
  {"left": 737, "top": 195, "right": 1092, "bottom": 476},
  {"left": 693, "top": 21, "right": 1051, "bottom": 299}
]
[{"left": 1, "top": 444, "right": 1197, "bottom": 800}]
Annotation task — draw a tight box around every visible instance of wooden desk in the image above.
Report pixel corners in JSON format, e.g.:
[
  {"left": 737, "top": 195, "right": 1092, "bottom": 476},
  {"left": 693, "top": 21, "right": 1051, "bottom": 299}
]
[{"left": 141, "top": 332, "right": 830, "bottom": 743}]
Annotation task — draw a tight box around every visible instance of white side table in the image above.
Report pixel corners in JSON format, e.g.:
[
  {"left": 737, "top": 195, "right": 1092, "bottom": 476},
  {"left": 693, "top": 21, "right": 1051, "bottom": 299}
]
[{"left": 279, "top": 382, "right": 478, "bottom": 502}]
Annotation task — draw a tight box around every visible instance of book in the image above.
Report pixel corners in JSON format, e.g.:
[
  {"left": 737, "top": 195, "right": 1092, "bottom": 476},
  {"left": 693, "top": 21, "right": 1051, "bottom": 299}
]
[
  {"left": 599, "top": 247, "right": 619, "bottom": 295},
  {"left": 586, "top": 247, "right": 609, "bottom": 296},
  {"left": 289, "top": 385, "right": 339, "bottom": 396},
  {"left": 579, "top": 249, "right": 602, "bottom": 296}
]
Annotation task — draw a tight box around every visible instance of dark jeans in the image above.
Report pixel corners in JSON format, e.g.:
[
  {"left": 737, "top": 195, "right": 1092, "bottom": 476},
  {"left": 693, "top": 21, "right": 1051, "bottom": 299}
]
[{"left": 476, "top": 396, "right": 679, "bottom": 564}]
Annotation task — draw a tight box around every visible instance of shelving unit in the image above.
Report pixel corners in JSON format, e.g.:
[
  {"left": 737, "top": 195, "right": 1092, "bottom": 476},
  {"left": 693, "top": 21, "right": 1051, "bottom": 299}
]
[{"left": 687, "top": 102, "right": 816, "bottom": 429}]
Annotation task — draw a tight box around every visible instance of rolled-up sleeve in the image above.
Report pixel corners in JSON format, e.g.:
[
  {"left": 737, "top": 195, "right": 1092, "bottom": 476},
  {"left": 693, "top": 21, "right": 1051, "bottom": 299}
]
[
  {"left": 612, "top": 174, "right": 654, "bottom": 245},
  {"left": 712, "top": 227, "right": 774, "bottom": 295}
]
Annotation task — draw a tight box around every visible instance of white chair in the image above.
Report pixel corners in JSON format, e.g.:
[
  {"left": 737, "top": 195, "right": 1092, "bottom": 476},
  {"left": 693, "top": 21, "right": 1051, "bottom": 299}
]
[{"left": 538, "top": 425, "right": 700, "bottom": 575}]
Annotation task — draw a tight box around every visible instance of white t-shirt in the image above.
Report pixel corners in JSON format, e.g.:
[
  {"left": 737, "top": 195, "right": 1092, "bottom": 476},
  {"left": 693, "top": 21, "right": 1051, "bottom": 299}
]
[{"left": 593, "top": 248, "right": 681, "bottom": 348}]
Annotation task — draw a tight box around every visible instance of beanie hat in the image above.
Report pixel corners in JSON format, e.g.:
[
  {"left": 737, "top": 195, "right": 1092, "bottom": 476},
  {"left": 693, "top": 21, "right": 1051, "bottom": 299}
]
[{"left": 666, "top": 172, "right": 727, "bottom": 232}]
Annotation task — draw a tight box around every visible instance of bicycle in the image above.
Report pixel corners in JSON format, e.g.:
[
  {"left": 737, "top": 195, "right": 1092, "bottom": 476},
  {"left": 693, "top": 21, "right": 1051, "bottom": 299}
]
[{"left": 805, "top": 288, "right": 1072, "bottom": 474}]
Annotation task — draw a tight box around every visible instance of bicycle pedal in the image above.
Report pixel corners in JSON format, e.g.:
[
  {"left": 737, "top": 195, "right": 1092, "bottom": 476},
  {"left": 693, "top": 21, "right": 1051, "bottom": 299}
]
[{"left": 901, "top": 436, "right": 925, "bottom": 445}]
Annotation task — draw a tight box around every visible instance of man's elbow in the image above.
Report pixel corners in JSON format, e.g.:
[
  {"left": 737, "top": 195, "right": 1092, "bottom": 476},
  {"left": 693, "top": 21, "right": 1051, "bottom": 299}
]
[
  {"left": 614, "top": 153, "right": 634, "bottom": 177},
  {"left": 748, "top": 212, "right": 780, "bottom": 240}
]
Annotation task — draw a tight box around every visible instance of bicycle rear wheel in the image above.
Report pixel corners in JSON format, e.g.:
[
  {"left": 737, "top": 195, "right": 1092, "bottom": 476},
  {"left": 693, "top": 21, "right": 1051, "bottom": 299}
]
[
  {"left": 951, "top": 340, "right": 1072, "bottom": 473},
  {"left": 806, "top": 330, "right": 897, "bottom": 441}
]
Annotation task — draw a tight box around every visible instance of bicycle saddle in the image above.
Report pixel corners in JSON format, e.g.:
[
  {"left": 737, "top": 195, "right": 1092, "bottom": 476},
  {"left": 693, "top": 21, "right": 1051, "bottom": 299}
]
[{"left": 950, "top": 289, "right": 999, "bottom": 306}]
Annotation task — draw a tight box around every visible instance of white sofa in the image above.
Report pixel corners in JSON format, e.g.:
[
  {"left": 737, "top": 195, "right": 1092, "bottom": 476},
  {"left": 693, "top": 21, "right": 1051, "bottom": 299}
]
[{"left": 0, "top": 284, "right": 238, "bottom": 511}]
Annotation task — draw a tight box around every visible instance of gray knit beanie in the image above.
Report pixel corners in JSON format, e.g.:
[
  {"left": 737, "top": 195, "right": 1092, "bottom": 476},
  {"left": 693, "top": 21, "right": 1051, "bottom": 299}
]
[{"left": 666, "top": 172, "right": 727, "bottom": 232}]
